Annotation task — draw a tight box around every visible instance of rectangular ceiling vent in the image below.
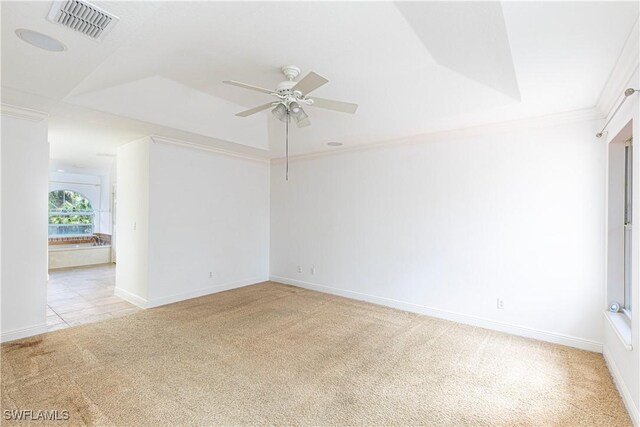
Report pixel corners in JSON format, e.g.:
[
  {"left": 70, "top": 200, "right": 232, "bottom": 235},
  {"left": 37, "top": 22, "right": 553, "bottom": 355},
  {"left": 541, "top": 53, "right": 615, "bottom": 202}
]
[{"left": 47, "top": 0, "right": 119, "bottom": 42}]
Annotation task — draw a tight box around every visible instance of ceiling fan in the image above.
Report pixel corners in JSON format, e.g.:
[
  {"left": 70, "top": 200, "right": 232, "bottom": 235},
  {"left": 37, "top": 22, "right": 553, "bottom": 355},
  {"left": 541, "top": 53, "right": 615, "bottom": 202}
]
[{"left": 223, "top": 65, "right": 358, "bottom": 128}]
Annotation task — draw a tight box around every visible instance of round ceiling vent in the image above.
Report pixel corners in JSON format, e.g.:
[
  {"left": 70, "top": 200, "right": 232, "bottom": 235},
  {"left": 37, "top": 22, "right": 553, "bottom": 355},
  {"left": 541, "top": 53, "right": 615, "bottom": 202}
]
[{"left": 15, "top": 29, "right": 66, "bottom": 52}]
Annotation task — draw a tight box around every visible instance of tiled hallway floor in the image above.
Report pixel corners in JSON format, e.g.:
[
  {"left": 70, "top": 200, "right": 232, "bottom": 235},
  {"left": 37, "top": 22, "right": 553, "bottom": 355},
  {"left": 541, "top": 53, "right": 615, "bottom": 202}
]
[{"left": 47, "top": 264, "right": 140, "bottom": 331}]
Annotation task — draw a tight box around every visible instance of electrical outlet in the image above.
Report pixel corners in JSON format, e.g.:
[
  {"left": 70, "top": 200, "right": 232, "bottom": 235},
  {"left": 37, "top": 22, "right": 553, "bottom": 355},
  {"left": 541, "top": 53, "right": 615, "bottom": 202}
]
[
  {"left": 497, "top": 298, "right": 505, "bottom": 309},
  {"left": 311, "top": 266, "right": 316, "bottom": 275},
  {"left": 209, "top": 272, "right": 214, "bottom": 279},
  {"left": 297, "top": 266, "right": 302, "bottom": 273}
]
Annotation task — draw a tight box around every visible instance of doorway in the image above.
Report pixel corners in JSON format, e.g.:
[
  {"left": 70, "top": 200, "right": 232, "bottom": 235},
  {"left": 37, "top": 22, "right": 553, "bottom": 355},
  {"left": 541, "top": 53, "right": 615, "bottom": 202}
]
[{"left": 46, "top": 172, "right": 137, "bottom": 331}]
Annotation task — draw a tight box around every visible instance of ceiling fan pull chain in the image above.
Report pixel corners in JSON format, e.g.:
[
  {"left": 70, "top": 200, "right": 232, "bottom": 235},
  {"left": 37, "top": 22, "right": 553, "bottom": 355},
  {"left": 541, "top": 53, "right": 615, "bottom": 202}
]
[{"left": 286, "top": 110, "right": 289, "bottom": 181}]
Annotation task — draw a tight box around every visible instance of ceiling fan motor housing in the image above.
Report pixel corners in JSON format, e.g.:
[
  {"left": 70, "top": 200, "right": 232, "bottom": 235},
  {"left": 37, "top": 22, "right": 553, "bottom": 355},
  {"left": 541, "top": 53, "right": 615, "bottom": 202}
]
[
  {"left": 276, "top": 80, "right": 313, "bottom": 111},
  {"left": 276, "top": 80, "right": 296, "bottom": 94},
  {"left": 281, "top": 65, "right": 300, "bottom": 81}
]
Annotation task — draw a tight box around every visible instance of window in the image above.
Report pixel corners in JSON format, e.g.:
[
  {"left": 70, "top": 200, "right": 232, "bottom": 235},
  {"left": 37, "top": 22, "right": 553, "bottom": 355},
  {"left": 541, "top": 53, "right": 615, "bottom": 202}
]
[
  {"left": 623, "top": 137, "right": 632, "bottom": 316},
  {"left": 607, "top": 122, "right": 633, "bottom": 330},
  {"left": 48, "top": 190, "right": 95, "bottom": 237}
]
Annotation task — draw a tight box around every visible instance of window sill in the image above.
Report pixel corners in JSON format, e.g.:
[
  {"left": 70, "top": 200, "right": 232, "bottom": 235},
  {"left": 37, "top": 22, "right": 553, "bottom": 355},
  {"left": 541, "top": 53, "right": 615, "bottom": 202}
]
[{"left": 603, "top": 310, "right": 633, "bottom": 351}]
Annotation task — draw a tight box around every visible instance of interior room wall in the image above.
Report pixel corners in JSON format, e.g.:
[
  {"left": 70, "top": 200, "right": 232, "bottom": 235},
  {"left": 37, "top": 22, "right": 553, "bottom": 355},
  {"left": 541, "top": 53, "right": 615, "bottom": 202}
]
[
  {"left": 98, "top": 173, "right": 112, "bottom": 235},
  {"left": 602, "top": 66, "right": 639, "bottom": 425},
  {"left": 270, "top": 118, "right": 605, "bottom": 352},
  {"left": 114, "top": 138, "right": 150, "bottom": 306},
  {"left": 115, "top": 137, "right": 270, "bottom": 308},
  {"left": 109, "top": 161, "right": 117, "bottom": 259},
  {"left": 146, "top": 140, "right": 270, "bottom": 305},
  {"left": 1, "top": 109, "right": 49, "bottom": 342}
]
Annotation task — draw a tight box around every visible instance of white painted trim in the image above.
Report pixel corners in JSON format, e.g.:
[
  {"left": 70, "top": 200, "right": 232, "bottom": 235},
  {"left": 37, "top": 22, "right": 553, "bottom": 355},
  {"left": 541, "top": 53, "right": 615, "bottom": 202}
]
[
  {"left": 150, "top": 107, "right": 603, "bottom": 164},
  {"left": 603, "top": 345, "right": 640, "bottom": 426},
  {"left": 270, "top": 275, "right": 603, "bottom": 353},
  {"left": 114, "top": 287, "right": 150, "bottom": 309},
  {"left": 148, "top": 106, "right": 604, "bottom": 164},
  {"left": 146, "top": 276, "right": 268, "bottom": 308},
  {"left": 603, "top": 310, "right": 633, "bottom": 351},
  {"left": 0, "top": 104, "right": 49, "bottom": 122},
  {"left": 597, "top": 16, "right": 640, "bottom": 117},
  {"left": 2, "top": 278, "right": 265, "bottom": 338},
  {"left": 271, "top": 107, "right": 604, "bottom": 163},
  {"left": 1, "top": 323, "right": 48, "bottom": 343},
  {"left": 150, "top": 135, "right": 270, "bottom": 164}
]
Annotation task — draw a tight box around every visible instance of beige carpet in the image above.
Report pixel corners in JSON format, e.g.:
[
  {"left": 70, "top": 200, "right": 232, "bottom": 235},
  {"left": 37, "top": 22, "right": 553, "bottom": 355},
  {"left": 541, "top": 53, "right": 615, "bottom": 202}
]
[{"left": 1, "top": 282, "right": 631, "bottom": 426}]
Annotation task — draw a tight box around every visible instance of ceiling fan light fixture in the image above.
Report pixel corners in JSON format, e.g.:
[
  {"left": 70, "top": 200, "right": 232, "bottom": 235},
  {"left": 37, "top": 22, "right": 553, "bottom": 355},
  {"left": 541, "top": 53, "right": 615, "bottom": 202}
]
[
  {"left": 289, "top": 101, "right": 301, "bottom": 116},
  {"left": 294, "top": 108, "right": 308, "bottom": 123},
  {"left": 272, "top": 103, "right": 288, "bottom": 121}
]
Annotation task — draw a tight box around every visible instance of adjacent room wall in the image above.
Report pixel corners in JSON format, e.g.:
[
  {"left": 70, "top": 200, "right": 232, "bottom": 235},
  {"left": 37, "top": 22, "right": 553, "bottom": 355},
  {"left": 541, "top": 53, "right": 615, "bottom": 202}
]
[
  {"left": 115, "top": 138, "right": 150, "bottom": 306},
  {"left": 115, "top": 137, "right": 270, "bottom": 307},
  {"left": 270, "top": 118, "right": 605, "bottom": 351},
  {"left": 1, "top": 108, "right": 49, "bottom": 342}
]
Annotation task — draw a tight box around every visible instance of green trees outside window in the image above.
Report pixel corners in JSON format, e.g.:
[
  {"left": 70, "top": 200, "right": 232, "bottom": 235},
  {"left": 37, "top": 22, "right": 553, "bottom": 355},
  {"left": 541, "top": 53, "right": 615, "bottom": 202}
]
[{"left": 48, "top": 190, "right": 95, "bottom": 236}]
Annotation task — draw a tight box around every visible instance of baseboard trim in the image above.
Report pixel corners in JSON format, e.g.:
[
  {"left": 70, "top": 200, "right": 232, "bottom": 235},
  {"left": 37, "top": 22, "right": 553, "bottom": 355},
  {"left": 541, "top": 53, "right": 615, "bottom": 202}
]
[
  {"left": 1, "top": 323, "right": 48, "bottom": 343},
  {"left": 270, "top": 275, "right": 603, "bottom": 353},
  {"left": 603, "top": 345, "right": 639, "bottom": 426},
  {"left": 145, "top": 276, "right": 268, "bottom": 308},
  {"left": 115, "top": 277, "right": 269, "bottom": 310},
  {"left": 114, "top": 287, "right": 150, "bottom": 309}
]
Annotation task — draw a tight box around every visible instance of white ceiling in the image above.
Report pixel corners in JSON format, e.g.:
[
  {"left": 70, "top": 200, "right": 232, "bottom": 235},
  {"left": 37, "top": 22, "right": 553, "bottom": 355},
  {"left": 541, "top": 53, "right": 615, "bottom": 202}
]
[{"left": 1, "top": 1, "right": 638, "bottom": 165}]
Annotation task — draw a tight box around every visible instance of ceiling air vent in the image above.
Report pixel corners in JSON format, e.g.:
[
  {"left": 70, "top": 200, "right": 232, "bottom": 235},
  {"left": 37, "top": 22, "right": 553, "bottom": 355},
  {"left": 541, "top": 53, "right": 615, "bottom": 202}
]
[{"left": 47, "top": 0, "right": 119, "bottom": 42}]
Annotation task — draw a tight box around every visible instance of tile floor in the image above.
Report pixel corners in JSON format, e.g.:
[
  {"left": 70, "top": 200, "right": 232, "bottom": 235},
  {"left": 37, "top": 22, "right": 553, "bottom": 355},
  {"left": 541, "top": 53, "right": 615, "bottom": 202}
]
[{"left": 47, "top": 263, "right": 140, "bottom": 331}]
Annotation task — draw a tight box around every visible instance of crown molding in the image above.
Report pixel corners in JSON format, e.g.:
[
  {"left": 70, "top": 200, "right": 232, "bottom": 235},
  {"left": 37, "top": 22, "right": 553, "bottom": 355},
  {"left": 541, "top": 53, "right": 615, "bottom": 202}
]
[
  {"left": 0, "top": 103, "right": 49, "bottom": 122},
  {"left": 596, "top": 16, "right": 640, "bottom": 117},
  {"left": 272, "top": 107, "right": 604, "bottom": 163},
  {"left": 149, "top": 135, "right": 270, "bottom": 163}
]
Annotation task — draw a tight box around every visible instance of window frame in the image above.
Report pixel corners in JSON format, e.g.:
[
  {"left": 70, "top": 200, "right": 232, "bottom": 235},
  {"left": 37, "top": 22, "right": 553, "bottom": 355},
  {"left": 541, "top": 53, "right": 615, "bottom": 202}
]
[
  {"left": 48, "top": 190, "right": 96, "bottom": 238},
  {"left": 623, "top": 137, "right": 633, "bottom": 317}
]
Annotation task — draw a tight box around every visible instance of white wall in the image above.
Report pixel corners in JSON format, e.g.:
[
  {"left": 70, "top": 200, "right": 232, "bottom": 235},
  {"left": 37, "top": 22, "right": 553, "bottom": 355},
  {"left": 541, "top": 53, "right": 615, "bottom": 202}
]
[
  {"left": 602, "top": 67, "right": 639, "bottom": 425},
  {"left": 115, "top": 137, "right": 270, "bottom": 307},
  {"left": 270, "top": 119, "right": 605, "bottom": 351},
  {"left": 115, "top": 138, "right": 150, "bottom": 306},
  {"left": 109, "top": 160, "right": 117, "bottom": 257},
  {"left": 1, "top": 110, "right": 49, "bottom": 342},
  {"left": 98, "top": 173, "right": 112, "bottom": 234},
  {"left": 146, "top": 140, "right": 270, "bottom": 304}
]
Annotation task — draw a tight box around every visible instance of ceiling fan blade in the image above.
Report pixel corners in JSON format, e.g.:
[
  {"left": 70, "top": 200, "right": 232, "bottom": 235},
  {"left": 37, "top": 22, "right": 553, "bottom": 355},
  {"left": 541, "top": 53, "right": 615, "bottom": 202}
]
[
  {"left": 292, "top": 72, "right": 328, "bottom": 95},
  {"left": 296, "top": 117, "right": 311, "bottom": 128},
  {"left": 235, "top": 102, "right": 274, "bottom": 117},
  {"left": 223, "top": 80, "right": 274, "bottom": 95},
  {"left": 309, "top": 97, "right": 358, "bottom": 114}
]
